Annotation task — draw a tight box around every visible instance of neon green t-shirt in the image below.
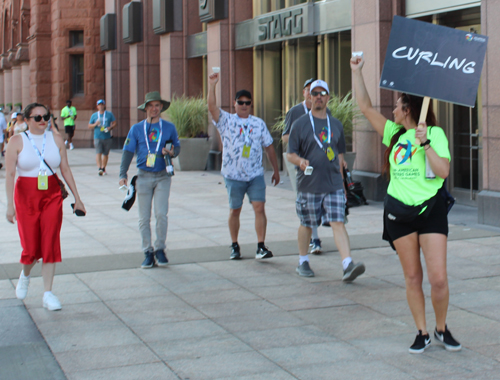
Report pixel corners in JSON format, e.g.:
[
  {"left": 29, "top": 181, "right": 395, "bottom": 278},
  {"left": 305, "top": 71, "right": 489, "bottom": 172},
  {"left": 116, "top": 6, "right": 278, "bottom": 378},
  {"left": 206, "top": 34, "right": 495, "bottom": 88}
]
[
  {"left": 61, "top": 106, "right": 77, "bottom": 127},
  {"left": 382, "top": 120, "right": 450, "bottom": 206}
]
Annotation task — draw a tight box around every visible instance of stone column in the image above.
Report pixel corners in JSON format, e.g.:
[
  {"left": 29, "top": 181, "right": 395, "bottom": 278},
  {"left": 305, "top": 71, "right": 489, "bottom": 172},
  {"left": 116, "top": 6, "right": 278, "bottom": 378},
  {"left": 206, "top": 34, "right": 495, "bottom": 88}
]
[
  {"left": 127, "top": 1, "right": 160, "bottom": 127},
  {"left": 3, "top": 69, "right": 12, "bottom": 112},
  {"left": 0, "top": 73, "right": 4, "bottom": 108},
  {"left": 350, "top": 0, "right": 404, "bottom": 201},
  {"left": 21, "top": 63, "right": 30, "bottom": 108},
  {"left": 12, "top": 65, "right": 22, "bottom": 110},
  {"left": 477, "top": 0, "right": 500, "bottom": 227},
  {"left": 105, "top": 0, "right": 130, "bottom": 147},
  {"left": 159, "top": 32, "right": 184, "bottom": 102}
]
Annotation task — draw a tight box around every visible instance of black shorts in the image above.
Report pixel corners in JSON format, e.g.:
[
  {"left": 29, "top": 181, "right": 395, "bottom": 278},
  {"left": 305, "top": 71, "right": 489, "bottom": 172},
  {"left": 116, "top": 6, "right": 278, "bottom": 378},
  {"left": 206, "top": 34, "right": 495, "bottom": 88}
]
[
  {"left": 65, "top": 125, "right": 75, "bottom": 136},
  {"left": 383, "top": 192, "right": 448, "bottom": 250}
]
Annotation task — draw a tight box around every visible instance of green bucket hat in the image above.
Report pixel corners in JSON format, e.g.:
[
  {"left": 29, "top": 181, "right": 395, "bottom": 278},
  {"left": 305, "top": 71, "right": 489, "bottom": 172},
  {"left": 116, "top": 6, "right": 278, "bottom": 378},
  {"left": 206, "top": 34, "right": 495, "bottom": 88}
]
[{"left": 137, "top": 91, "right": 171, "bottom": 112}]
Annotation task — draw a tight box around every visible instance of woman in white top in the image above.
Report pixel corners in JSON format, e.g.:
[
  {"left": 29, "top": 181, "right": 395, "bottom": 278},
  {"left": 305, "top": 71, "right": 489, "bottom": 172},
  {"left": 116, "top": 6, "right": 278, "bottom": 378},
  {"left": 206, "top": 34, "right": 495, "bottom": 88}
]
[
  {"left": 13, "top": 112, "right": 28, "bottom": 135},
  {"left": 5, "top": 103, "right": 86, "bottom": 311}
]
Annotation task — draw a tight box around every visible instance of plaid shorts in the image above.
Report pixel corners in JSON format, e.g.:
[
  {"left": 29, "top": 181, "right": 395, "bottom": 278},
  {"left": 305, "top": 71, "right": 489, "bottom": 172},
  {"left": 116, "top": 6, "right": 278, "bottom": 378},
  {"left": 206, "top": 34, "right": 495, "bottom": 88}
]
[{"left": 295, "top": 190, "right": 346, "bottom": 227}]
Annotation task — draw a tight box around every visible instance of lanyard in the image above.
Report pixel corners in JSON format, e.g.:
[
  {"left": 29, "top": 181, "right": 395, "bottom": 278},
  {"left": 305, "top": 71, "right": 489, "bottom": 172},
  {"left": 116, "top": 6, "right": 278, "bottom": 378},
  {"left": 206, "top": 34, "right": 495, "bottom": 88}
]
[
  {"left": 26, "top": 131, "right": 47, "bottom": 171},
  {"left": 237, "top": 116, "right": 251, "bottom": 143},
  {"left": 302, "top": 101, "right": 308, "bottom": 114},
  {"left": 309, "top": 111, "right": 330, "bottom": 149},
  {"left": 143, "top": 120, "right": 163, "bottom": 155},
  {"left": 99, "top": 111, "right": 107, "bottom": 126}
]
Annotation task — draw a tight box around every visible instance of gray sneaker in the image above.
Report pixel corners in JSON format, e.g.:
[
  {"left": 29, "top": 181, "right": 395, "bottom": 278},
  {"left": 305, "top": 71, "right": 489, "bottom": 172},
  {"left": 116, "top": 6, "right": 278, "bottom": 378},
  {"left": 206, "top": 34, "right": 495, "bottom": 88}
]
[
  {"left": 296, "top": 261, "right": 315, "bottom": 277},
  {"left": 342, "top": 261, "right": 365, "bottom": 282}
]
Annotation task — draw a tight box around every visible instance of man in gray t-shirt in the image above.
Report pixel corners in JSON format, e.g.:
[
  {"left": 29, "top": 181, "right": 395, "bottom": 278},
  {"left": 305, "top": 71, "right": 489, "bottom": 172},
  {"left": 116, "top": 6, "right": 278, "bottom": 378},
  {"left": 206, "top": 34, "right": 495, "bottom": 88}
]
[{"left": 287, "top": 79, "right": 365, "bottom": 281}]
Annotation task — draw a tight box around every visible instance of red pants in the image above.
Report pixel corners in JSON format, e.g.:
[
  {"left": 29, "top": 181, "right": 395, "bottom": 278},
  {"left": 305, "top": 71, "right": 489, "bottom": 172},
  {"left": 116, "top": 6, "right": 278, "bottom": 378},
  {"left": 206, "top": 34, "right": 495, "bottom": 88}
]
[{"left": 14, "top": 175, "right": 63, "bottom": 264}]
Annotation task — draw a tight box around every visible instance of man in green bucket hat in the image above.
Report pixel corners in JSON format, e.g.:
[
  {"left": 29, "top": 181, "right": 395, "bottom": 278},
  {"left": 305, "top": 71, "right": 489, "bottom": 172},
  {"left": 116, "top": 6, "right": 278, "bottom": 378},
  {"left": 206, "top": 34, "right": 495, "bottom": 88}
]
[{"left": 119, "top": 91, "right": 180, "bottom": 268}]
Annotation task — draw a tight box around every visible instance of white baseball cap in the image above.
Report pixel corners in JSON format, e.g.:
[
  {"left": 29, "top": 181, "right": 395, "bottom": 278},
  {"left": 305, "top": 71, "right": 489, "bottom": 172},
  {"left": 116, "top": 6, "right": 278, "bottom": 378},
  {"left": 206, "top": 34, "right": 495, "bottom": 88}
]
[{"left": 310, "top": 79, "right": 329, "bottom": 94}]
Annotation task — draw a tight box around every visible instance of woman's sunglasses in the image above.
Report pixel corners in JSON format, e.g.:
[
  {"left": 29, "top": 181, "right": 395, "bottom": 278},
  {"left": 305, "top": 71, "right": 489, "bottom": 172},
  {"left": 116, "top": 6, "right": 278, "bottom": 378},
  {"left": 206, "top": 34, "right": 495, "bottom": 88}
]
[
  {"left": 29, "top": 114, "right": 51, "bottom": 122},
  {"left": 236, "top": 100, "right": 252, "bottom": 106}
]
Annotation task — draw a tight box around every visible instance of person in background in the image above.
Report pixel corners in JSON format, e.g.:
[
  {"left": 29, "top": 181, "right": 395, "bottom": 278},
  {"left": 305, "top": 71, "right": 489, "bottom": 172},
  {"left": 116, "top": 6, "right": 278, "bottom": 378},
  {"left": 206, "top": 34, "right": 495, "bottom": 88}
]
[
  {"left": 89, "top": 99, "right": 116, "bottom": 176},
  {"left": 0, "top": 108, "right": 7, "bottom": 159},
  {"left": 13, "top": 112, "right": 28, "bottom": 136},
  {"left": 351, "top": 55, "right": 460, "bottom": 354},
  {"left": 61, "top": 100, "right": 77, "bottom": 150},
  {"left": 5, "top": 103, "right": 86, "bottom": 311}
]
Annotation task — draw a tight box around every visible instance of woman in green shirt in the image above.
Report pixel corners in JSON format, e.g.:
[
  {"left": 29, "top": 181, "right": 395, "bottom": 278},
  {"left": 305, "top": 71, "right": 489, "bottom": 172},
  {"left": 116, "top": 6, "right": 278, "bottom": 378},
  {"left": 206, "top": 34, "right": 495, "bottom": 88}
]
[{"left": 350, "top": 55, "right": 461, "bottom": 354}]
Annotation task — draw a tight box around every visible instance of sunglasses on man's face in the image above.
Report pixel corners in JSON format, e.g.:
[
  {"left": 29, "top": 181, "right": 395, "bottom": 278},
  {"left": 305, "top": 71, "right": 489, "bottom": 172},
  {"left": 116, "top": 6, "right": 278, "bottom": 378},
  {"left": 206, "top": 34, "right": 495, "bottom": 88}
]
[
  {"left": 236, "top": 100, "right": 252, "bottom": 106},
  {"left": 29, "top": 114, "right": 51, "bottom": 122},
  {"left": 311, "top": 91, "right": 328, "bottom": 97}
]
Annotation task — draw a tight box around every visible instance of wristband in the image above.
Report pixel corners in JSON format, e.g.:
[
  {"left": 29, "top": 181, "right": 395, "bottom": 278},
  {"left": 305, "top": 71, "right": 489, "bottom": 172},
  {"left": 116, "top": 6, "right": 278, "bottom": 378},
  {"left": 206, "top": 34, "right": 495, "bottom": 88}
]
[{"left": 420, "top": 139, "right": 431, "bottom": 147}]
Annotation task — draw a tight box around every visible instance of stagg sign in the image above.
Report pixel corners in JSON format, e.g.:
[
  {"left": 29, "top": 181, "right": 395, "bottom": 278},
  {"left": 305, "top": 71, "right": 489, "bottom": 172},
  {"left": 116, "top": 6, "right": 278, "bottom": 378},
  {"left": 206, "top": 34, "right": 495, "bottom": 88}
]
[
  {"left": 258, "top": 8, "right": 303, "bottom": 42},
  {"left": 380, "top": 16, "right": 488, "bottom": 107},
  {"left": 235, "top": 3, "right": 313, "bottom": 49}
]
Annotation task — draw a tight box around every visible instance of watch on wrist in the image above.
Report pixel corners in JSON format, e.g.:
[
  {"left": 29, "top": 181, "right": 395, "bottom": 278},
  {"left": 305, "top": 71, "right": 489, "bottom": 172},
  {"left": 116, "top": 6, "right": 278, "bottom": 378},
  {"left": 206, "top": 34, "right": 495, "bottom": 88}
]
[{"left": 420, "top": 139, "right": 431, "bottom": 147}]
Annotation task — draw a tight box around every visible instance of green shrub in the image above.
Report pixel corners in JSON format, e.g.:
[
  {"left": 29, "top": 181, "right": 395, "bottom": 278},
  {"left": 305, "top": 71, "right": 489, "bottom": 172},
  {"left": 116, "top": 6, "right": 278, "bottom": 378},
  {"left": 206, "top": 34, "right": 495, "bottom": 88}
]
[{"left": 165, "top": 95, "right": 208, "bottom": 138}]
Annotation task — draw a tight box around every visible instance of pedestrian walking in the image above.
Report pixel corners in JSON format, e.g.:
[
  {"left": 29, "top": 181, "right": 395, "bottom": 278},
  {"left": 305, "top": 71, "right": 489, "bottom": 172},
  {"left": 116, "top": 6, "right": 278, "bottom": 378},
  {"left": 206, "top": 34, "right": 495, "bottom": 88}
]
[
  {"left": 282, "top": 78, "right": 326, "bottom": 255},
  {"left": 61, "top": 100, "right": 77, "bottom": 150},
  {"left": 5, "top": 103, "right": 86, "bottom": 311},
  {"left": 13, "top": 112, "right": 27, "bottom": 135},
  {"left": 208, "top": 72, "right": 280, "bottom": 260},
  {"left": 0, "top": 108, "right": 6, "bottom": 159},
  {"left": 119, "top": 91, "right": 180, "bottom": 268},
  {"left": 287, "top": 80, "right": 365, "bottom": 280},
  {"left": 89, "top": 99, "right": 116, "bottom": 176},
  {"left": 351, "top": 55, "right": 461, "bottom": 353}
]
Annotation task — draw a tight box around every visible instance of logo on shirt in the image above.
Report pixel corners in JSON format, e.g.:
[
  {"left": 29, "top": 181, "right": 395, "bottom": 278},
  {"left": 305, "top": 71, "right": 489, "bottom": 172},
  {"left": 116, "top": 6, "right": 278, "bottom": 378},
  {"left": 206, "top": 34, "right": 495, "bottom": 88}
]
[
  {"left": 318, "top": 127, "right": 331, "bottom": 143},
  {"left": 149, "top": 126, "right": 160, "bottom": 142},
  {"left": 124, "top": 138, "right": 130, "bottom": 146},
  {"left": 394, "top": 139, "right": 417, "bottom": 165}
]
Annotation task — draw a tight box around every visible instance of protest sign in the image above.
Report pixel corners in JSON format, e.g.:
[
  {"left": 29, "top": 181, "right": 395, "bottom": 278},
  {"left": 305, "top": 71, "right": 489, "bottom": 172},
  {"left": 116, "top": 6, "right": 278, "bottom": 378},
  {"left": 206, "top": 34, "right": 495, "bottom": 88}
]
[{"left": 380, "top": 16, "right": 488, "bottom": 108}]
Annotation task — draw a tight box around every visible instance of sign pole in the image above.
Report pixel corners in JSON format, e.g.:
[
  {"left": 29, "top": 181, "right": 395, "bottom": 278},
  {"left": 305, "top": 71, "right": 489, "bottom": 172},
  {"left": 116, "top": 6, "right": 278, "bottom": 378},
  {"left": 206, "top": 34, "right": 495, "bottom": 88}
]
[{"left": 415, "top": 96, "right": 431, "bottom": 146}]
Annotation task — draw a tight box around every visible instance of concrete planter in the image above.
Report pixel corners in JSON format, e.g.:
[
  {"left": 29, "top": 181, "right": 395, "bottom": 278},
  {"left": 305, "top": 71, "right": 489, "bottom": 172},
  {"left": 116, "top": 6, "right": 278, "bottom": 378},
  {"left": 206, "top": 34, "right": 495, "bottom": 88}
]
[{"left": 172, "top": 138, "right": 211, "bottom": 171}]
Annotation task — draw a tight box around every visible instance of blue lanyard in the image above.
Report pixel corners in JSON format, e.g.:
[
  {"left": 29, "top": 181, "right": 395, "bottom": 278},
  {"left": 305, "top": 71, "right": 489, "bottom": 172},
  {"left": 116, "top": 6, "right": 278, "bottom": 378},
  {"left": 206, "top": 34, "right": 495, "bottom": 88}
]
[
  {"left": 308, "top": 111, "right": 330, "bottom": 149},
  {"left": 26, "top": 131, "right": 47, "bottom": 172},
  {"left": 143, "top": 120, "right": 163, "bottom": 155}
]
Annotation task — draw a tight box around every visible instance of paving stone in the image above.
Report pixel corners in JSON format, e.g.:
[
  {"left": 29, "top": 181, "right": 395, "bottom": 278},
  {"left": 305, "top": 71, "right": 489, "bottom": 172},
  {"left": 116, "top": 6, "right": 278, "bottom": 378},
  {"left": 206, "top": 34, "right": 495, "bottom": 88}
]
[{"left": 65, "top": 363, "right": 179, "bottom": 380}]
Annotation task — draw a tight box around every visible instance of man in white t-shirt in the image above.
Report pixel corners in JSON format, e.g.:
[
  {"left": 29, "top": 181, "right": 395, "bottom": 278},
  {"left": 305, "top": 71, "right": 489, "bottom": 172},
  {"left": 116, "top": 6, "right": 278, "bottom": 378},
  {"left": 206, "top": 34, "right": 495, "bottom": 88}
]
[{"left": 208, "top": 72, "right": 280, "bottom": 261}]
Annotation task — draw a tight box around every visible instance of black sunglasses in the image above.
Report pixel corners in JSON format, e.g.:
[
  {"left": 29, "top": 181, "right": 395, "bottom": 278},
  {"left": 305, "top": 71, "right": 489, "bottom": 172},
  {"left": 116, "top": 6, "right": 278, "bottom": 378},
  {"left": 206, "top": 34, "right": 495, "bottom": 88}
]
[
  {"left": 236, "top": 100, "right": 252, "bottom": 106},
  {"left": 311, "top": 91, "right": 328, "bottom": 97},
  {"left": 29, "top": 114, "right": 51, "bottom": 122}
]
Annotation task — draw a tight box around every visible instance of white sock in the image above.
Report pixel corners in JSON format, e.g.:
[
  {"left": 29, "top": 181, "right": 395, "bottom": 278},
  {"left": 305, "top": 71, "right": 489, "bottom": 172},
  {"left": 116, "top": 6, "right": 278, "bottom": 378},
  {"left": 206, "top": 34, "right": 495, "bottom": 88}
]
[
  {"left": 311, "top": 226, "right": 320, "bottom": 240},
  {"left": 299, "top": 255, "right": 309, "bottom": 265},
  {"left": 342, "top": 257, "right": 352, "bottom": 270}
]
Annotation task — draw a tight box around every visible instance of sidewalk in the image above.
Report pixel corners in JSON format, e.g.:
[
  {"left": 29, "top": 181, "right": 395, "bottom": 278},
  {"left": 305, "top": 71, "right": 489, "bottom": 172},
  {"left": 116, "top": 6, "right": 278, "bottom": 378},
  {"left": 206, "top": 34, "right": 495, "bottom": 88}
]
[{"left": 0, "top": 149, "right": 499, "bottom": 379}]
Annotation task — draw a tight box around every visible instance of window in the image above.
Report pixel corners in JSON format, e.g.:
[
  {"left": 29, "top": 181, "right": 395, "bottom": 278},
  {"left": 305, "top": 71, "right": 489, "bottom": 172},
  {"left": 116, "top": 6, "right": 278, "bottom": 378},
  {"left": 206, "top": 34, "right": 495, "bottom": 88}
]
[
  {"left": 71, "top": 55, "right": 84, "bottom": 95},
  {"left": 70, "top": 31, "right": 84, "bottom": 47}
]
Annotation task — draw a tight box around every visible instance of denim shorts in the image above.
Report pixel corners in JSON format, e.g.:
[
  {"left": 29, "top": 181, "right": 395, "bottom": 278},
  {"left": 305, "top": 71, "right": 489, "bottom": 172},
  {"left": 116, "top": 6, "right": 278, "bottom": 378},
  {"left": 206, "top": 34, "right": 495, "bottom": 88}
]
[
  {"left": 296, "top": 190, "right": 345, "bottom": 227},
  {"left": 224, "top": 176, "right": 266, "bottom": 209}
]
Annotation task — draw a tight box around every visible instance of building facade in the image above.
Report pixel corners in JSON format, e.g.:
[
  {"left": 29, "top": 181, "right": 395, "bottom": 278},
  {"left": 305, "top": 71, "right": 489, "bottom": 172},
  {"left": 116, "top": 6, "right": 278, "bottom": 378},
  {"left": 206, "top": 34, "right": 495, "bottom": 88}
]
[
  {"left": 2, "top": 0, "right": 498, "bottom": 227},
  {"left": 0, "top": 0, "right": 105, "bottom": 144}
]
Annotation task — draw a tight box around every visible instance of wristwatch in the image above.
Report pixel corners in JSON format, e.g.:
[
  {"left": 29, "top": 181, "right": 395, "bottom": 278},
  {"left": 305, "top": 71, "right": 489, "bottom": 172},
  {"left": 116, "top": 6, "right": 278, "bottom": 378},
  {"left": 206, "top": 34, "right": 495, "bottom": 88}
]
[{"left": 420, "top": 139, "right": 431, "bottom": 147}]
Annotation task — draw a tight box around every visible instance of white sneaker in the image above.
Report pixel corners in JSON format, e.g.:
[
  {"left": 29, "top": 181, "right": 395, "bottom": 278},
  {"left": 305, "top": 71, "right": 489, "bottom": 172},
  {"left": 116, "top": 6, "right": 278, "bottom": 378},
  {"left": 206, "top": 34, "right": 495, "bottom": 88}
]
[
  {"left": 69, "top": 143, "right": 74, "bottom": 150},
  {"left": 43, "top": 292, "right": 62, "bottom": 311},
  {"left": 16, "top": 271, "right": 30, "bottom": 300},
  {"left": 65, "top": 140, "right": 68, "bottom": 146}
]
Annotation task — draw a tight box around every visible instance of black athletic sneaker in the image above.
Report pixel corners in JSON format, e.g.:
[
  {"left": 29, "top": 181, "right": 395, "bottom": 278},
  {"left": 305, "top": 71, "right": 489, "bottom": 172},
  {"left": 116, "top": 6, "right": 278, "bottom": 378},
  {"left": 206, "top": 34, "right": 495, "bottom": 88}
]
[
  {"left": 255, "top": 246, "right": 273, "bottom": 259},
  {"left": 230, "top": 244, "right": 241, "bottom": 260},
  {"left": 409, "top": 330, "right": 431, "bottom": 354},
  {"left": 434, "top": 326, "right": 462, "bottom": 351},
  {"left": 155, "top": 250, "right": 168, "bottom": 266}
]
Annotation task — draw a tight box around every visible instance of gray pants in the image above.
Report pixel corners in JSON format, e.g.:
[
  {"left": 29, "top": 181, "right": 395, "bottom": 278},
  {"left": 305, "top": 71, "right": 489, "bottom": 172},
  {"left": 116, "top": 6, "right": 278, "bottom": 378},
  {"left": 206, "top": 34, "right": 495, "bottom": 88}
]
[{"left": 136, "top": 169, "right": 172, "bottom": 253}]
